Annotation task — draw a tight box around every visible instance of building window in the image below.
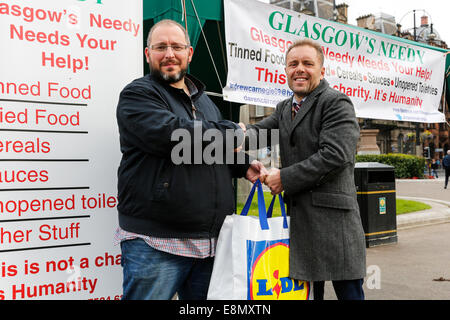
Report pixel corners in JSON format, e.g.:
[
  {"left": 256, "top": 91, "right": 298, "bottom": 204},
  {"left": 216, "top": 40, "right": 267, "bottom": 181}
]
[
  {"left": 270, "top": 0, "right": 316, "bottom": 15},
  {"left": 255, "top": 105, "right": 265, "bottom": 117}
]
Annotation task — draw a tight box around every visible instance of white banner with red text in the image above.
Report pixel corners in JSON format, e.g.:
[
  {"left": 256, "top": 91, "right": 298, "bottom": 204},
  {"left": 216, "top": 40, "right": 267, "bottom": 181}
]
[
  {"left": 223, "top": 0, "right": 446, "bottom": 123},
  {"left": 0, "top": 0, "right": 142, "bottom": 299}
]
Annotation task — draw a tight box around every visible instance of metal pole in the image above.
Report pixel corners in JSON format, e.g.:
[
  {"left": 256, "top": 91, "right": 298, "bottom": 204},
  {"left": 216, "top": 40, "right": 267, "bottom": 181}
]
[
  {"left": 413, "top": 10, "right": 421, "bottom": 149},
  {"left": 333, "top": 0, "right": 337, "bottom": 21}
]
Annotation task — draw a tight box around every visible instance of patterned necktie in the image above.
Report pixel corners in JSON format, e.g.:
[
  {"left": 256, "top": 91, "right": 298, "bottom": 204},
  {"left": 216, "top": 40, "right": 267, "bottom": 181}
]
[{"left": 292, "top": 100, "right": 302, "bottom": 119}]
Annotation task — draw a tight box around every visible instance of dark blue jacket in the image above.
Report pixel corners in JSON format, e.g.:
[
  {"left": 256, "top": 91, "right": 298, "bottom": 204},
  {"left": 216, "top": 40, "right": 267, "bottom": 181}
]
[
  {"left": 443, "top": 154, "right": 450, "bottom": 169},
  {"left": 116, "top": 74, "right": 249, "bottom": 238}
]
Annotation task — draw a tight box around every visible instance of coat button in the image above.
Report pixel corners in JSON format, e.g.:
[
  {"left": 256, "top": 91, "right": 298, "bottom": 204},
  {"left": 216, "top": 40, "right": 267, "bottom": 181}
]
[{"left": 163, "top": 182, "right": 169, "bottom": 188}]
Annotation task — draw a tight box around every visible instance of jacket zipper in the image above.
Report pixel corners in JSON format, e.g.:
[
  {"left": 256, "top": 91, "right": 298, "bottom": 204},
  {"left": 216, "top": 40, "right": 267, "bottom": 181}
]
[{"left": 191, "top": 104, "right": 197, "bottom": 119}]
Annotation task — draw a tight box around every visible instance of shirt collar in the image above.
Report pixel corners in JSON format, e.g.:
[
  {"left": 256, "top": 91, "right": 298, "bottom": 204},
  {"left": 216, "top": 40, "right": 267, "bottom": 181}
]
[
  {"left": 292, "top": 96, "right": 307, "bottom": 106},
  {"left": 184, "top": 77, "right": 198, "bottom": 97}
]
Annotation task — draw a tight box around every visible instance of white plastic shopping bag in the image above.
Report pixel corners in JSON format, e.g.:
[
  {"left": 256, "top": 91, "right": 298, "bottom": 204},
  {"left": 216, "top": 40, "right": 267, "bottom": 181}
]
[{"left": 207, "top": 180, "right": 310, "bottom": 300}]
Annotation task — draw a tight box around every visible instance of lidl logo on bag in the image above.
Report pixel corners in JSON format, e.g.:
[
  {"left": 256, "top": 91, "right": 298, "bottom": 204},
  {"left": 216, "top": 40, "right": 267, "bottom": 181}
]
[{"left": 246, "top": 239, "right": 310, "bottom": 300}]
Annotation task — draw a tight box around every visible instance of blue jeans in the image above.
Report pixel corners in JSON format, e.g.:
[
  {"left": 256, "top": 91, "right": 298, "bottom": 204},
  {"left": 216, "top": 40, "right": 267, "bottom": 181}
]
[{"left": 120, "top": 238, "right": 214, "bottom": 300}]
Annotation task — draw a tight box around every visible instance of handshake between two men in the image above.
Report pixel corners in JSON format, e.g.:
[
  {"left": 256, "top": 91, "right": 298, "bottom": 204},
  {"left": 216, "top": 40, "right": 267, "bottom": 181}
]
[{"left": 239, "top": 122, "right": 283, "bottom": 195}]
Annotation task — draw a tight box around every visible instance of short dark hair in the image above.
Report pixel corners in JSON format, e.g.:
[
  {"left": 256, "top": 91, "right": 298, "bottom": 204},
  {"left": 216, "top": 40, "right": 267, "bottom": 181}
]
[
  {"left": 285, "top": 39, "right": 324, "bottom": 67},
  {"left": 146, "top": 19, "right": 191, "bottom": 48}
]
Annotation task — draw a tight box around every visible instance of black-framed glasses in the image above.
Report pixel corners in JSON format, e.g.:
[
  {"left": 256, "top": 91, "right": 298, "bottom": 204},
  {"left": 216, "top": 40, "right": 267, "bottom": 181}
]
[{"left": 149, "top": 44, "right": 190, "bottom": 52}]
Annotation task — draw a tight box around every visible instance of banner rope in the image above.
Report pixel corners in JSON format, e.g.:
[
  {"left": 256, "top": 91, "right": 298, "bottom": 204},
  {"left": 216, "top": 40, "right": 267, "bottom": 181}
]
[
  {"left": 181, "top": 0, "right": 188, "bottom": 34},
  {"left": 189, "top": 0, "right": 224, "bottom": 89},
  {"left": 216, "top": 20, "right": 228, "bottom": 75}
]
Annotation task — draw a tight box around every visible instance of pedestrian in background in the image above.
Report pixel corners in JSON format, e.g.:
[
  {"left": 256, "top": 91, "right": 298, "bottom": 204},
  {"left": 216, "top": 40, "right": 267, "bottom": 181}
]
[
  {"left": 431, "top": 159, "right": 439, "bottom": 178},
  {"left": 443, "top": 150, "right": 450, "bottom": 189}
]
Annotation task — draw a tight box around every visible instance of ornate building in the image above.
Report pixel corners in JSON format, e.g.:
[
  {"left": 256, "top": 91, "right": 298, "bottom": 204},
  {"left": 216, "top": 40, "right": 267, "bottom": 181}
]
[{"left": 244, "top": 0, "right": 449, "bottom": 160}]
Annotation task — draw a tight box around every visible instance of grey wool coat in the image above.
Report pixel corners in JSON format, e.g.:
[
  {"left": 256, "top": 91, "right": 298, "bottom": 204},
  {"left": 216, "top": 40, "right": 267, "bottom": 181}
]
[{"left": 247, "top": 79, "right": 366, "bottom": 282}]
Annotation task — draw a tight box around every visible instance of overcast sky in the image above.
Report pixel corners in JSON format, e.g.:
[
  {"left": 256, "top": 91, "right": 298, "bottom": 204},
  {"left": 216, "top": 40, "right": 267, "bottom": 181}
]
[{"left": 257, "top": 0, "right": 450, "bottom": 45}]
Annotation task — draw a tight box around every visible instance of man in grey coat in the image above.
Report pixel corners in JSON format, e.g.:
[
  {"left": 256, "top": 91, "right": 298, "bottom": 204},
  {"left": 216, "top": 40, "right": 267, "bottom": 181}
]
[{"left": 243, "top": 39, "right": 366, "bottom": 300}]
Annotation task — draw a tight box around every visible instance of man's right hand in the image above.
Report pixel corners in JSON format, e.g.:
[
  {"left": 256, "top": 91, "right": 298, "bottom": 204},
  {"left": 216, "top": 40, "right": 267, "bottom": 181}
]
[
  {"left": 234, "top": 122, "right": 247, "bottom": 152},
  {"left": 238, "top": 122, "right": 247, "bottom": 134},
  {"left": 245, "top": 160, "right": 269, "bottom": 184}
]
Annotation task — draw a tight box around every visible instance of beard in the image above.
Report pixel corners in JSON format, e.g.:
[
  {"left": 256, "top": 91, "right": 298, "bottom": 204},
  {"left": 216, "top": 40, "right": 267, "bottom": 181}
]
[{"left": 150, "top": 59, "right": 188, "bottom": 84}]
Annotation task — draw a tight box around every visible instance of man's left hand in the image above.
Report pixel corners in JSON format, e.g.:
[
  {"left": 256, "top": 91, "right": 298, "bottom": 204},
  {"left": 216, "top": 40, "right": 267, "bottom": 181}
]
[{"left": 265, "top": 168, "right": 283, "bottom": 195}]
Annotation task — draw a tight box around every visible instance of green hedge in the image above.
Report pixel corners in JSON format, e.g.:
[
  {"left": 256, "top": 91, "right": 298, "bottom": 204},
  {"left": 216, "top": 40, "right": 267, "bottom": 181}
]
[{"left": 355, "top": 153, "right": 426, "bottom": 179}]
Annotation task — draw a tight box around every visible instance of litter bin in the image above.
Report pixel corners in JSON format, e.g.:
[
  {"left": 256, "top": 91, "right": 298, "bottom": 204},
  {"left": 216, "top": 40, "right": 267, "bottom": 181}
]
[{"left": 354, "top": 162, "right": 397, "bottom": 248}]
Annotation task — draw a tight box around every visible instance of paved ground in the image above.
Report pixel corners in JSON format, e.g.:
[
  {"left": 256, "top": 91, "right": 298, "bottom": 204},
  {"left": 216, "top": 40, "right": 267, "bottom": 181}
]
[
  {"left": 396, "top": 171, "right": 449, "bottom": 203},
  {"left": 323, "top": 176, "right": 450, "bottom": 300},
  {"left": 396, "top": 173, "right": 450, "bottom": 229},
  {"left": 324, "top": 222, "right": 450, "bottom": 300}
]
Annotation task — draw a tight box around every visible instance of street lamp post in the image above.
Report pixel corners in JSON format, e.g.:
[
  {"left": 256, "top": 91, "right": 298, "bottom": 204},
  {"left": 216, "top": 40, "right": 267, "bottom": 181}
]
[
  {"left": 400, "top": 9, "right": 430, "bottom": 154},
  {"left": 412, "top": 10, "right": 422, "bottom": 151},
  {"left": 332, "top": 0, "right": 338, "bottom": 21},
  {"left": 400, "top": 9, "right": 438, "bottom": 161}
]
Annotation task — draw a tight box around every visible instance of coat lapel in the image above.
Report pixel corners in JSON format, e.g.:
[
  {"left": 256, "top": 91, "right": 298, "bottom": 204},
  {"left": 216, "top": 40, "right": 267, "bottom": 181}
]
[
  {"left": 289, "top": 79, "right": 329, "bottom": 139},
  {"left": 281, "top": 96, "right": 293, "bottom": 125}
]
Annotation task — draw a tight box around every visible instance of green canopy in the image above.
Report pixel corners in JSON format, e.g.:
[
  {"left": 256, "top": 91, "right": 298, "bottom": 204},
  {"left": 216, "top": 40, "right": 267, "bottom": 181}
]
[
  {"left": 143, "top": 0, "right": 222, "bottom": 49},
  {"left": 143, "top": 0, "right": 236, "bottom": 121}
]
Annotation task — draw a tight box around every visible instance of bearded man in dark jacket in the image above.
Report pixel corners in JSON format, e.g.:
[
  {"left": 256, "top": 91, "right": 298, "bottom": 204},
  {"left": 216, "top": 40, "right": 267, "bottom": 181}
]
[{"left": 115, "top": 19, "right": 266, "bottom": 300}]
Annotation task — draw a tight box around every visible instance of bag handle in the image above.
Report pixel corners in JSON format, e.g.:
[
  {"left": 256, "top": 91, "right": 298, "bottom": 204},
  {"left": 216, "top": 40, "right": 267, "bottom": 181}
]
[
  {"left": 240, "top": 180, "right": 269, "bottom": 230},
  {"left": 266, "top": 193, "right": 288, "bottom": 229}
]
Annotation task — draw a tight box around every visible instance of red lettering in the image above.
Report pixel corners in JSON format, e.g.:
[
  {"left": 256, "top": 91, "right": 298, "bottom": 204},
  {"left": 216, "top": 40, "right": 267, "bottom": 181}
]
[
  {"left": 9, "top": 24, "right": 70, "bottom": 46},
  {"left": 0, "top": 169, "right": 48, "bottom": 183}
]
